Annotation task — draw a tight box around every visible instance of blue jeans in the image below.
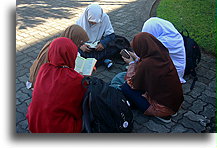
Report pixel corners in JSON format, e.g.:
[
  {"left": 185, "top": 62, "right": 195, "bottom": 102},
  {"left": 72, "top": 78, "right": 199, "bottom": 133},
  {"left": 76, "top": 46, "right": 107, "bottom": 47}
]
[
  {"left": 110, "top": 72, "right": 150, "bottom": 112},
  {"left": 110, "top": 72, "right": 126, "bottom": 90}
]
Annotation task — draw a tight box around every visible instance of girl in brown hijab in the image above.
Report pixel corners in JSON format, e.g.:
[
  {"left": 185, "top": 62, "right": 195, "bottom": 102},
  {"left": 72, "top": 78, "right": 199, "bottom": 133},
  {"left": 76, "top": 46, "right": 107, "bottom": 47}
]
[
  {"left": 119, "top": 32, "right": 184, "bottom": 122},
  {"left": 27, "top": 25, "right": 89, "bottom": 88}
]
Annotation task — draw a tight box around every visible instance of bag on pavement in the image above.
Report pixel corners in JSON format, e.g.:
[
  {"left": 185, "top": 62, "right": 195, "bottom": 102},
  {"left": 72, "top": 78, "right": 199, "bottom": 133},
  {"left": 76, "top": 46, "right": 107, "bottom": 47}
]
[
  {"left": 82, "top": 77, "right": 133, "bottom": 133},
  {"left": 180, "top": 29, "right": 201, "bottom": 90}
]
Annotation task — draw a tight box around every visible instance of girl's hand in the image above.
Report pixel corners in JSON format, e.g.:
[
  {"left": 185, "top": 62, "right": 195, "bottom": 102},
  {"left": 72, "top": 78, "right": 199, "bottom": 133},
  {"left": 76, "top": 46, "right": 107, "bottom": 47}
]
[
  {"left": 128, "top": 51, "right": 139, "bottom": 61},
  {"left": 122, "top": 56, "right": 134, "bottom": 64},
  {"left": 80, "top": 44, "right": 92, "bottom": 52},
  {"left": 95, "top": 43, "right": 104, "bottom": 51}
]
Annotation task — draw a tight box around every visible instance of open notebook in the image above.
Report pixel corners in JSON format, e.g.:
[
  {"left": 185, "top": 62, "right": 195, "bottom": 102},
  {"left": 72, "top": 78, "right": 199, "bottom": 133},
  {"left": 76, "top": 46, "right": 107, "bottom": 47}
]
[{"left": 75, "top": 56, "right": 97, "bottom": 76}]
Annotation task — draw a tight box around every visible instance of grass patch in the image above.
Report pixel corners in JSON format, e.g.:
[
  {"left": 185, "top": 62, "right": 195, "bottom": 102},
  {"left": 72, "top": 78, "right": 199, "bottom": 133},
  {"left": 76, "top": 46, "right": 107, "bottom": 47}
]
[{"left": 156, "top": 0, "right": 216, "bottom": 55}]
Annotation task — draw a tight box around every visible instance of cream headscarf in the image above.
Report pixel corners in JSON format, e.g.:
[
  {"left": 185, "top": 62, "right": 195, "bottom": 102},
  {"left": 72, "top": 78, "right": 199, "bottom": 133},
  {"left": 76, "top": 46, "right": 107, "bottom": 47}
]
[
  {"left": 142, "top": 17, "right": 186, "bottom": 83},
  {"left": 76, "top": 4, "right": 114, "bottom": 43}
]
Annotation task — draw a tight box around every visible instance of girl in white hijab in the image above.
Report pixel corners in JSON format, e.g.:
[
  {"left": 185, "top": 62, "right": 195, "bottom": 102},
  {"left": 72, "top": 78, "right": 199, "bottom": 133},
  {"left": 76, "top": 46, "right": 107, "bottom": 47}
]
[
  {"left": 142, "top": 17, "right": 186, "bottom": 83},
  {"left": 76, "top": 4, "right": 116, "bottom": 68}
]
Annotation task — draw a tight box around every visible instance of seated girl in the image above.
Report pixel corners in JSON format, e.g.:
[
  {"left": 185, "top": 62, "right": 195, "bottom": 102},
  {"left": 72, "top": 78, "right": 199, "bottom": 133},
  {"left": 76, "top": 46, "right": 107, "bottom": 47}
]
[
  {"left": 142, "top": 17, "right": 186, "bottom": 83},
  {"left": 26, "top": 37, "right": 86, "bottom": 133},
  {"left": 28, "top": 24, "right": 89, "bottom": 88},
  {"left": 110, "top": 32, "right": 184, "bottom": 123},
  {"left": 76, "top": 4, "right": 118, "bottom": 68}
]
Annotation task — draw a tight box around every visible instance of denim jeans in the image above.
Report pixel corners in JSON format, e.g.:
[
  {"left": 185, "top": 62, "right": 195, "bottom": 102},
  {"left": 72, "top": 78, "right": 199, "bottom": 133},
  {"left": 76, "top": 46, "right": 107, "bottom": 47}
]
[
  {"left": 110, "top": 72, "right": 150, "bottom": 112},
  {"left": 109, "top": 72, "right": 126, "bottom": 90}
]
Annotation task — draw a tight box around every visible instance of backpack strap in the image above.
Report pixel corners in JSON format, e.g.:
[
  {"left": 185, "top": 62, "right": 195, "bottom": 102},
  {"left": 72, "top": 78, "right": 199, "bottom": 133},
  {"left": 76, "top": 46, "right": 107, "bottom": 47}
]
[
  {"left": 82, "top": 89, "right": 94, "bottom": 133},
  {"left": 190, "top": 68, "right": 198, "bottom": 90}
]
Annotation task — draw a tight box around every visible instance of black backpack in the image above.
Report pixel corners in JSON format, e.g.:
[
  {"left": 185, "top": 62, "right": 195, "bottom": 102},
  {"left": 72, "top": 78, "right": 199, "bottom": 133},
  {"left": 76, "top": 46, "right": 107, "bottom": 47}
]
[
  {"left": 82, "top": 77, "right": 133, "bottom": 133},
  {"left": 180, "top": 29, "right": 201, "bottom": 90}
]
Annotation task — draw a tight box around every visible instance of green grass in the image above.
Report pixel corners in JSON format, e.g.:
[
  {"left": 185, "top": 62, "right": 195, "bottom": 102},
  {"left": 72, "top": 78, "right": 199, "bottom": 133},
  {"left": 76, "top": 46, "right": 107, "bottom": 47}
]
[{"left": 156, "top": 0, "right": 216, "bottom": 55}]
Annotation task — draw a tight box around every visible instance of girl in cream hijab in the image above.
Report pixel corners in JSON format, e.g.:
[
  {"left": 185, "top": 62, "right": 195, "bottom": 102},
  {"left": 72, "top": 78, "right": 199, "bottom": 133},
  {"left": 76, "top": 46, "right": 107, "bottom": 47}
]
[
  {"left": 142, "top": 17, "right": 186, "bottom": 83},
  {"left": 76, "top": 4, "right": 116, "bottom": 67}
]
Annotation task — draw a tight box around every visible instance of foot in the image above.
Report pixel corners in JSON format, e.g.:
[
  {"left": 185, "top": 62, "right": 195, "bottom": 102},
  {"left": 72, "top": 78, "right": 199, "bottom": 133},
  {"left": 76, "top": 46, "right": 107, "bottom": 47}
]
[
  {"left": 155, "top": 116, "right": 171, "bottom": 123},
  {"left": 104, "top": 59, "right": 113, "bottom": 69}
]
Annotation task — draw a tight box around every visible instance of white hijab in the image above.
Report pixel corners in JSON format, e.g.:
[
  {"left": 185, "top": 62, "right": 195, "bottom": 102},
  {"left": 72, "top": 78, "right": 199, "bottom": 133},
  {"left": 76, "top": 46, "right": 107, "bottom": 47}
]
[
  {"left": 76, "top": 4, "right": 114, "bottom": 43},
  {"left": 142, "top": 17, "right": 186, "bottom": 83}
]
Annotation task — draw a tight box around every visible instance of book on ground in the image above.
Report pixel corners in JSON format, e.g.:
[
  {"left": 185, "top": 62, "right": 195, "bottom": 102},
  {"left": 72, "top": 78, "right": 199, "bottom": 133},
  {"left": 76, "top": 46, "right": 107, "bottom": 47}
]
[{"left": 75, "top": 56, "right": 97, "bottom": 76}]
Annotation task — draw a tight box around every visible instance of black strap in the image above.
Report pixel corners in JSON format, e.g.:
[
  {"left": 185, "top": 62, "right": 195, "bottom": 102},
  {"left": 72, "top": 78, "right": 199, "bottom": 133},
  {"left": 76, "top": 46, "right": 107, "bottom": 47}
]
[
  {"left": 82, "top": 91, "right": 94, "bottom": 133},
  {"left": 190, "top": 76, "right": 198, "bottom": 90},
  {"left": 190, "top": 69, "right": 197, "bottom": 90}
]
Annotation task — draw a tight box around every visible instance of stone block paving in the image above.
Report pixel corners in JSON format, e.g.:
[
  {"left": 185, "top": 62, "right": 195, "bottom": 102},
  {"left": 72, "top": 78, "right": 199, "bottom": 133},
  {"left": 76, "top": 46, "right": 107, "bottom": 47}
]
[{"left": 16, "top": 0, "right": 216, "bottom": 133}]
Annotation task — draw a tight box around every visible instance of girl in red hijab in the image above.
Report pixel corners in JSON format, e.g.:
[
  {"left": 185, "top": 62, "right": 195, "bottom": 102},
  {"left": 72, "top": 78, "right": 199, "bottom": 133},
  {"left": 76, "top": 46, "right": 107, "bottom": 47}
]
[{"left": 26, "top": 37, "right": 86, "bottom": 133}]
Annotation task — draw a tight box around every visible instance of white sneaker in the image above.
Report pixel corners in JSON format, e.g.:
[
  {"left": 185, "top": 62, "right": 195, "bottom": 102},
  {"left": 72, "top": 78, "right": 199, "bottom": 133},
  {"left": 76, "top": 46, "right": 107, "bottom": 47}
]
[{"left": 155, "top": 116, "right": 171, "bottom": 123}]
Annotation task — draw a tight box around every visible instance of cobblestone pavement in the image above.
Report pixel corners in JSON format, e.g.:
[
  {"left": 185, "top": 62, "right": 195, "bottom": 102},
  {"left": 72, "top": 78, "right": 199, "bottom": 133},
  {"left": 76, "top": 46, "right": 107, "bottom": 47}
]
[{"left": 16, "top": 0, "right": 216, "bottom": 133}]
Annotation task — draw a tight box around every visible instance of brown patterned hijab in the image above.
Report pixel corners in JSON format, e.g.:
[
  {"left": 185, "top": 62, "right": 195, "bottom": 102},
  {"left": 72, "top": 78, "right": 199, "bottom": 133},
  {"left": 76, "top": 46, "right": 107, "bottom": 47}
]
[
  {"left": 29, "top": 25, "right": 89, "bottom": 87},
  {"left": 131, "top": 32, "right": 183, "bottom": 112}
]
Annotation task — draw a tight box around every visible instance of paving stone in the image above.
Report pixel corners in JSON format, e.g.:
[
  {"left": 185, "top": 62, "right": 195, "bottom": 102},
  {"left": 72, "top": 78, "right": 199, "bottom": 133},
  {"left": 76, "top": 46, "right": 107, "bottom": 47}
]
[
  {"left": 193, "top": 81, "right": 207, "bottom": 91},
  {"left": 134, "top": 125, "right": 154, "bottom": 133},
  {"left": 181, "top": 100, "right": 191, "bottom": 110},
  {"left": 20, "top": 87, "right": 32, "bottom": 98},
  {"left": 16, "top": 90, "right": 29, "bottom": 102},
  {"left": 188, "top": 85, "right": 205, "bottom": 98},
  {"left": 161, "top": 120, "right": 176, "bottom": 129},
  {"left": 16, "top": 125, "right": 25, "bottom": 133},
  {"left": 190, "top": 99, "right": 207, "bottom": 114},
  {"left": 16, "top": 124, "right": 29, "bottom": 133},
  {"left": 25, "top": 98, "right": 32, "bottom": 106},
  {"left": 16, "top": 54, "right": 28, "bottom": 62},
  {"left": 17, "top": 102, "right": 28, "bottom": 114},
  {"left": 180, "top": 117, "right": 205, "bottom": 133},
  {"left": 16, "top": 82, "right": 25, "bottom": 92},
  {"left": 184, "top": 129, "right": 196, "bottom": 133},
  {"left": 19, "top": 119, "right": 29, "bottom": 130},
  {"left": 144, "top": 120, "right": 170, "bottom": 133},
  {"left": 197, "top": 77, "right": 210, "bottom": 85},
  {"left": 16, "top": 111, "right": 26, "bottom": 124},
  {"left": 208, "top": 79, "right": 216, "bottom": 90},
  {"left": 198, "top": 94, "right": 215, "bottom": 107},
  {"left": 184, "top": 95, "right": 195, "bottom": 104},
  {"left": 18, "top": 74, "right": 28, "bottom": 83},
  {"left": 16, "top": 78, "right": 20, "bottom": 84},
  {"left": 171, "top": 124, "right": 188, "bottom": 133},
  {"left": 182, "top": 83, "right": 191, "bottom": 94},
  {"left": 199, "top": 104, "right": 215, "bottom": 119},
  {"left": 16, "top": 68, "right": 29, "bottom": 77},
  {"left": 184, "top": 111, "right": 210, "bottom": 126},
  {"left": 132, "top": 110, "right": 150, "bottom": 123},
  {"left": 203, "top": 70, "right": 216, "bottom": 80},
  {"left": 202, "top": 89, "right": 216, "bottom": 98},
  {"left": 171, "top": 109, "right": 187, "bottom": 123},
  {"left": 16, "top": 98, "right": 21, "bottom": 105}
]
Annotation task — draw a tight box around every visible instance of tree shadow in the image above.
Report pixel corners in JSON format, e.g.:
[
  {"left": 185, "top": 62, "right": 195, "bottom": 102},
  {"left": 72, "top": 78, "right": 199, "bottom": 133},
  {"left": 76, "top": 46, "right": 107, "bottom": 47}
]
[{"left": 16, "top": 0, "right": 94, "bottom": 29}]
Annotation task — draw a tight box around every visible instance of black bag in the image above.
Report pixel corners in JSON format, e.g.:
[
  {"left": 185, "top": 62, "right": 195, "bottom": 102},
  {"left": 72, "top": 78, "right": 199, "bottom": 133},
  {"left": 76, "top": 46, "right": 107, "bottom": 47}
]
[
  {"left": 82, "top": 77, "right": 133, "bottom": 133},
  {"left": 180, "top": 29, "right": 201, "bottom": 90},
  {"left": 107, "top": 35, "right": 132, "bottom": 58}
]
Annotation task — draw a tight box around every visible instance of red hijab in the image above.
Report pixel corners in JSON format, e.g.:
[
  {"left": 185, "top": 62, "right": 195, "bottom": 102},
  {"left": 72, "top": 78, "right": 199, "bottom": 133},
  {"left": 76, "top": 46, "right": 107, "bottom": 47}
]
[
  {"left": 131, "top": 32, "right": 183, "bottom": 112},
  {"left": 26, "top": 37, "right": 86, "bottom": 133}
]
